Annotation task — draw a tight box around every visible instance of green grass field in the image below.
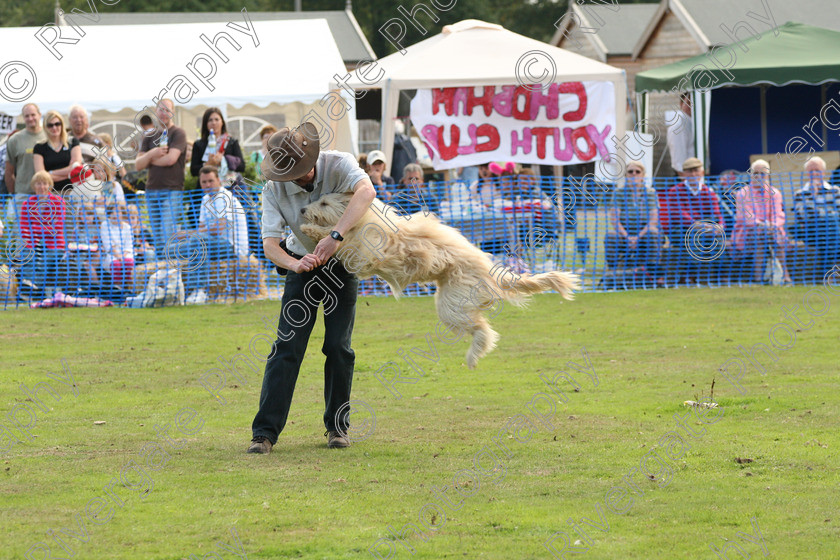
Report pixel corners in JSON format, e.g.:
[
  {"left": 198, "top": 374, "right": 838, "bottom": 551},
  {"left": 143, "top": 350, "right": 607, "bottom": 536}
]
[{"left": 2, "top": 286, "right": 839, "bottom": 559}]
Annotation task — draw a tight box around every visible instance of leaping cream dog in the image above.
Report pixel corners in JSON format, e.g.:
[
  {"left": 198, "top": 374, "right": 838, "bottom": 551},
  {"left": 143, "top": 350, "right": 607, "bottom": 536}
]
[{"left": 301, "top": 193, "right": 580, "bottom": 368}]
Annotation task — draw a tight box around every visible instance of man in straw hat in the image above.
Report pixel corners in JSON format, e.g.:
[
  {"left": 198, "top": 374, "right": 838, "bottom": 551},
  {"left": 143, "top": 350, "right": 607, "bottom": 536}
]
[{"left": 248, "top": 122, "right": 376, "bottom": 454}]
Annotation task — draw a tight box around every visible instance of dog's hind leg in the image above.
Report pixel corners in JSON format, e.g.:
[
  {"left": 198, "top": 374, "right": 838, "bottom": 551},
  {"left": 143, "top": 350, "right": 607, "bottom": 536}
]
[
  {"left": 465, "top": 315, "right": 500, "bottom": 369},
  {"left": 436, "top": 283, "right": 499, "bottom": 368}
]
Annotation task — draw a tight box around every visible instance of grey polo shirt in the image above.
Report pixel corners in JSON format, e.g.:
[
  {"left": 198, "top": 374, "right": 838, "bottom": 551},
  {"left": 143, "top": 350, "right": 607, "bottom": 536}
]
[{"left": 261, "top": 150, "right": 367, "bottom": 255}]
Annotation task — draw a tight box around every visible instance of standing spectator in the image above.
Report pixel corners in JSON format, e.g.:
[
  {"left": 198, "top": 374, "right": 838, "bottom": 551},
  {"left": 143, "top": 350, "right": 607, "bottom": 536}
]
[
  {"left": 732, "top": 159, "right": 792, "bottom": 284},
  {"left": 190, "top": 107, "right": 245, "bottom": 181},
  {"left": 664, "top": 157, "right": 725, "bottom": 283},
  {"left": 135, "top": 99, "right": 187, "bottom": 252},
  {"left": 96, "top": 133, "right": 127, "bottom": 180},
  {"left": 5, "top": 103, "right": 47, "bottom": 232},
  {"left": 33, "top": 111, "right": 82, "bottom": 194},
  {"left": 80, "top": 158, "right": 126, "bottom": 220},
  {"left": 99, "top": 203, "right": 134, "bottom": 287},
  {"left": 181, "top": 166, "right": 250, "bottom": 305},
  {"left": 391, "top": 119, "right": 416, "bottom": 183},
  {"left": 68, "top": 105, "right": 105, "bottom": 164},
  {"left": 791, "top": 156, "right": 840, "bottom": 278},
  {"left": 0, "top": 135, "right": 9, "bottom": 195},
  {"left": 249, "top": 124, "right": 278, "bottom": 173},
  {"left": 366, "top": 149, "right": 395, "bottom": 202},
  {"left": 666, "top": 93, "right": 694, "bottom": 176},
  {"left": 604, "top": 160, "right": 662, "bottom": 276}
]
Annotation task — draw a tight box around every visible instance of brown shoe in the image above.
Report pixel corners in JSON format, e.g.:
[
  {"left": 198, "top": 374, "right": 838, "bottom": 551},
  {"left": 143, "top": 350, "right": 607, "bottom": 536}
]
[
  {"left": 247, "top": 436, "right": 273, "bottom": 454},
  {"left": 325, "top": 430, "right": 350, "bottom": 448}
]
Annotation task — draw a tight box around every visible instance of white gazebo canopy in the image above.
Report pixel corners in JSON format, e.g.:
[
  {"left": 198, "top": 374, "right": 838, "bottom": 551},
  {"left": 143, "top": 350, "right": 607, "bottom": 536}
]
[
  {"left": 338, "top": 19, "right": 627, "bottom": 172},
  {"left": 0, "top": 18, "right": 345, "bottom": 113}
]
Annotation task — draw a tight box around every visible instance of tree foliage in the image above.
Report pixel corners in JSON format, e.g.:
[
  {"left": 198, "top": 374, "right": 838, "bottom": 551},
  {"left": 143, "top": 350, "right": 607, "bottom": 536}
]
[{"left": 1, "top": 0, "right": 658, "bottom": 56}]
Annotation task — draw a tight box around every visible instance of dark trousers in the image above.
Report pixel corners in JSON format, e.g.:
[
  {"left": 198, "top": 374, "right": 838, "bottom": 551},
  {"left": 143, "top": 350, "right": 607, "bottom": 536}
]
[
  {"left": 604, "top": 232, "right": 662, "bottom": 272},
  {"left": 251, "top": 259, "right": 359, "bottom": 444}
]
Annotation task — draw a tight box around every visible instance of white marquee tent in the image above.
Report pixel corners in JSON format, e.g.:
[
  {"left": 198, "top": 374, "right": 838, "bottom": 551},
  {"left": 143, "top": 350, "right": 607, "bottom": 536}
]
[
  {"left": 0, "top": 18, "right": 356, "bottom": 151},
  {"left": 337, "top": 19, "right": 627, "bottom": 173}
]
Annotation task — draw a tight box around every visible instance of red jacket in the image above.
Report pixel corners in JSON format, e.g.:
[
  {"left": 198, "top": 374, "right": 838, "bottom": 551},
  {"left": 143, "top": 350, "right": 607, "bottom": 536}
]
[
  {"left": 21, "top": 194, "right": 66, "bottom": 249},
  {"left": 663, "top": 182, "right": 724, "bottom": 234}
]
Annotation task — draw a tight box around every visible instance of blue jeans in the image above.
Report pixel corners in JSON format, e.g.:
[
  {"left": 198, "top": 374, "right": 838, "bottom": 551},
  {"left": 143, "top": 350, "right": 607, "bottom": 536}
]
[
  {"left": 183, "top": 237, "right": 238, "bottom": 294},
  {"left": 145, "top": 190, "right": 184, "bottom": 252}
]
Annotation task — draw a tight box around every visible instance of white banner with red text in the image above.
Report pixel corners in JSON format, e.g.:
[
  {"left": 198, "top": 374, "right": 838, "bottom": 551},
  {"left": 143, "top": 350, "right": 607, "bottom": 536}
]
[{"left": 410, "top": 82, "right": 616, "bottom": 170}]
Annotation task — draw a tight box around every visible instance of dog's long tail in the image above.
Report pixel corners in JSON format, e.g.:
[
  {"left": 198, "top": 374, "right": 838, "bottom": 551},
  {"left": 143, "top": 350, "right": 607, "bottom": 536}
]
[{"left": 506, "top": 270, "right": 581, "bottom": 302}]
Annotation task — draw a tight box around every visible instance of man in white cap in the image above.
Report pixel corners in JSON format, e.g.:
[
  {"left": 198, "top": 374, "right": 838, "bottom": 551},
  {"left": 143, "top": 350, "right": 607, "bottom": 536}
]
[
  {"left": 366, "top": 149, "right": 395, "bottom": 202},
  {"left": 248, "top": 122, "right": 376, "bottom": 454}
]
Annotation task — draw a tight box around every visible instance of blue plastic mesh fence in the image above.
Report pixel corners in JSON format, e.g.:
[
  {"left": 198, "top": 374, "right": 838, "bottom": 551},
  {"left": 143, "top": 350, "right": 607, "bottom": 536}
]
[{"left": 2, "top": 170, "right": 839, "bottom": 309}]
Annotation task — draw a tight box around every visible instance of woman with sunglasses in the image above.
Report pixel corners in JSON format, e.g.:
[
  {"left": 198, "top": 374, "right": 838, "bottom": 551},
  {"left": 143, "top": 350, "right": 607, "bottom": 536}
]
[
  {"left": 605, "top": 160, "right": 662, "bottom": 281},
  {"left": 732, "top": 159, "right": 792, "bottom": 284},
  {"left": 33, "top": 110, "right": 82, "bottom": 194}
]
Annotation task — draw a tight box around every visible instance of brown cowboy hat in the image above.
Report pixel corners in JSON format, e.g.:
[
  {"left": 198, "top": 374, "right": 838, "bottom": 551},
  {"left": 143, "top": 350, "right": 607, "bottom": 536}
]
[{"left": 261, "top": 122, "right": 320, "bottom": 182}]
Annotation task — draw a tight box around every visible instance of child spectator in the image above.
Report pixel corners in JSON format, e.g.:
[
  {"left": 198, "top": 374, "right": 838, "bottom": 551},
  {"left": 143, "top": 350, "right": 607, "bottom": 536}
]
[
  {"left": 97, "top": 132, "right": 127, "bottom": 180},
  {"left": 100, "top": 203, "right": 134, "bottom": 287},
  {"left": 127, "top": 204, "right": 156, "bottom": 264},
  {"left": 19, "top": 171, "right": 67, "bottom": 294},
  {"left": 69, "top": 201, "right": 101, "bottom": 284}
]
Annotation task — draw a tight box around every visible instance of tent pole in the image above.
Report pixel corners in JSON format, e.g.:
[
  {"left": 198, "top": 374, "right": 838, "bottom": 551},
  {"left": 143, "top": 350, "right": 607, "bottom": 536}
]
[
  {"left": 760, "top": 85, "right": 768, "bottom": 155},
  {"left": 822, "top": 84, "right": 828, "bottom": 147}
]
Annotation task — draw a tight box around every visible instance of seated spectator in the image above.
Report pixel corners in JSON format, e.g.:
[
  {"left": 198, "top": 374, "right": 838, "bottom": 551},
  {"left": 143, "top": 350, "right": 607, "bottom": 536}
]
[
  {"left": 390, "top": 163, "right": 436, "bottom": 216},
  {"left": 663, "top": 157, "right": 726, "bottom": 283},
  {"left": 127, "top": 204, "right": 156, "bottom": 264},
  {"left": 367, "top": 150, "right": 395, "bottom": 202},
  {"left": 69, "top": 201, "right": 101, "bottom": 284},
  {"left": 791, "top": 156, "right": 840, "bottom": 278},
  {"left": 358, "top": 153, "right": 369, "bottom": 174},
  {"left": 470, "top": 162, "right": 504, "bottom": 210},
  {"left": 33, "top": 111, "right": 82, "bottom": 194},
  {"left": 604, "top": 160, "right": 662, "bottom": 276},
  {"left": 515, "top": 169, "right": 558, "bottom": 236},
  {"left": 714, "top": 169, "right": 741, "bottom": 236},
  {"left": 182, "top": 166, "right": 250, "bottom": 305},
  {"left": 468, "top": 162, "right": 511, "bottom": 256},
  {"left": 249, "top": 125, "right": 278, "bottom": 173},
  {"left": 100, "top": 203, "right": 134, "bottom": 288},
  {"left": 18, "top": 171, "right": 79, "bottom": 296},
  {"left": 732, "top": 160, "right": 792, "bottom": 284}
]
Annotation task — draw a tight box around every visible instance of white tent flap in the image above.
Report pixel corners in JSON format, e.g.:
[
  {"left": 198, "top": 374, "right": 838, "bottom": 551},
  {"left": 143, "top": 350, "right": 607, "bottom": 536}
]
[{"left": 0, "top": 18, "right": 346, "bottom": 115}]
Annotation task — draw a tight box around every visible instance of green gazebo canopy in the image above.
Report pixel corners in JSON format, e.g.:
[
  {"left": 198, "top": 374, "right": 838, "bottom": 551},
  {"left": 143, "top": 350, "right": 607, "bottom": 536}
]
[{"left": 635, "top": 22, "right": 840, "bottom": 92}]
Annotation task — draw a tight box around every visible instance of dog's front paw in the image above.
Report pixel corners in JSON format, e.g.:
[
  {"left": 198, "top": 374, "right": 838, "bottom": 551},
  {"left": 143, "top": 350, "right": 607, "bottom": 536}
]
[{"left": 300, "top": 224, "right": 330, "bottom": 240}]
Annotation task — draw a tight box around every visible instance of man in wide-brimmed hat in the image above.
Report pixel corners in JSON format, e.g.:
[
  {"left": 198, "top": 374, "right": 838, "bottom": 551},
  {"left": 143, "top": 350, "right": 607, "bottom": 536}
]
[{"left": 248, "top": 122, "right": 376, "bottom": 454}]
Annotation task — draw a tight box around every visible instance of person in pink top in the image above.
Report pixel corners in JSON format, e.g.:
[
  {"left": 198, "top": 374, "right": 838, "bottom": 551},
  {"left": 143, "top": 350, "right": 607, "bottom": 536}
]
[{"left": 732, "top": 159, "right": 792, "bottom": 284}]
